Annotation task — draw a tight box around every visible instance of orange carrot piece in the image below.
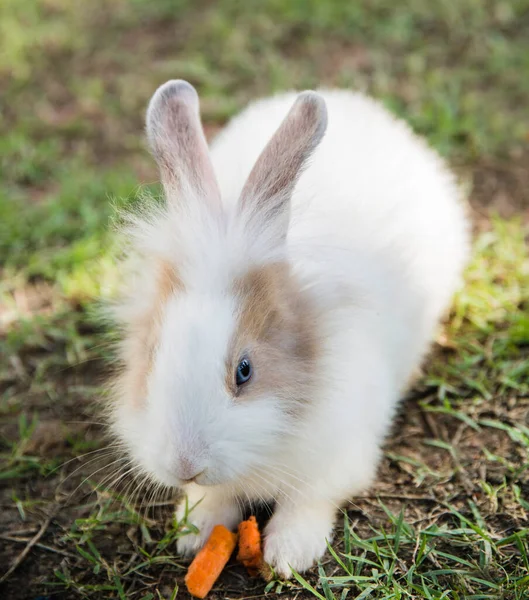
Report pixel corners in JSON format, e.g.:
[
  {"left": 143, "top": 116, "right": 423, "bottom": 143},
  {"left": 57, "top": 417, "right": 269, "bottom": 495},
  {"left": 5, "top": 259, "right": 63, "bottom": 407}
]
[
  {"left": 237, "top": 516, "right": 263, "bottom": 576},
  {"left": 184, "top": 525, "right": 238, "bottom": 598}
]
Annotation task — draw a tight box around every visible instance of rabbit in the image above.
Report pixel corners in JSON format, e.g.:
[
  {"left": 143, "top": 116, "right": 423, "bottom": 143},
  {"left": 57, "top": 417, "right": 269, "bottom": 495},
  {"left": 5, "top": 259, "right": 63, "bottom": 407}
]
[{"left": 108, "top": 80, "right": 469, "bottom": 578}]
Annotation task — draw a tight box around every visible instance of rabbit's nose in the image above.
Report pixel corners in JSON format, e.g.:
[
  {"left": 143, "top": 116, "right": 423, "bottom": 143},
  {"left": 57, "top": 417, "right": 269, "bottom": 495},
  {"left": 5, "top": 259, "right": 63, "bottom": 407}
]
[{"left": 178, "top": 456, "right": 204, "bottom": 483}]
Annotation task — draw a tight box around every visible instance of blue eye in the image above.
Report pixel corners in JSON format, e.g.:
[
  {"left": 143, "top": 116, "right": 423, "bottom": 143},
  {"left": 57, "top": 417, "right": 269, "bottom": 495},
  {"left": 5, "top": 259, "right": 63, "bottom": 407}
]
[{"left": 236, "top": 358, "right": 252, "bottom": 386}]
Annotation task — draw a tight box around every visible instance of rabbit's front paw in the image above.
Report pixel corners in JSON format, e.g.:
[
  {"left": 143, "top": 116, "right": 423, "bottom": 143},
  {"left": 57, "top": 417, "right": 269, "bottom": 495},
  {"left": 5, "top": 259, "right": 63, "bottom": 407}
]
[
  {"left": 175, "top": 488, "right": 241, "bottom": 556},
  {"left": 264, "top": 503, "right": 335, "bottom": 579}
]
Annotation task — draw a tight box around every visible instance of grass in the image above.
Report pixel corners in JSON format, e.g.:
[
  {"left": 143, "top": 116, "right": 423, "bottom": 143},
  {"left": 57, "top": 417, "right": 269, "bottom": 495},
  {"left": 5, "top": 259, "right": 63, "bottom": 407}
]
[{"left": 1, "top": 0, "right": 528, "bottom": 598}]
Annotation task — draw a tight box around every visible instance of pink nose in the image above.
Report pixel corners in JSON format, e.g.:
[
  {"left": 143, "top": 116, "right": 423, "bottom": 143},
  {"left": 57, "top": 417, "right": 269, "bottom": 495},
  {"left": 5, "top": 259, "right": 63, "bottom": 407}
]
[{"left": 179, "top": 457, "right": 204, "bottom": 483}]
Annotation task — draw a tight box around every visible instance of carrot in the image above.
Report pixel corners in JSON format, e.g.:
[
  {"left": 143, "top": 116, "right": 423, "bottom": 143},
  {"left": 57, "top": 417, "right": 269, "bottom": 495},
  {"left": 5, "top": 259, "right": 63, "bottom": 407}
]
[
  {"left": 184, "top": 525, "right": 238, "bottom": 598},
  {"left": 236, "top": 516, "right": 263, "bottom": 576}
]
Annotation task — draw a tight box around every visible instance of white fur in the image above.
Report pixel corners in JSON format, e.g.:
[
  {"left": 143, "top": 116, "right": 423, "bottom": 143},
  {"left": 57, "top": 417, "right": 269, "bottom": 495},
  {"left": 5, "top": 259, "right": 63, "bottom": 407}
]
[{"left": 112, "top": 88, "right": 469, "bottom": 577}]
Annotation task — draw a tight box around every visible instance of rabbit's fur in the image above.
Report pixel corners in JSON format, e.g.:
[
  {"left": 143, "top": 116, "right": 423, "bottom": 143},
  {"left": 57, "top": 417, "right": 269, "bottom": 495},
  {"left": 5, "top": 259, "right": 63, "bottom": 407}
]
[{"left": 109, "top": 81, "right": 469, "bottom": 577}]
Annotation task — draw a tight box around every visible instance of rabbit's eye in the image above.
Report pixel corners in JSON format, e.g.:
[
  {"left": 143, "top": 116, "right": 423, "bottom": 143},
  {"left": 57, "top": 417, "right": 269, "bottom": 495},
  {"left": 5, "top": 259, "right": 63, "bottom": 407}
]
[{"left": 236, "top": 358, "right": 252, "bottom": 386}]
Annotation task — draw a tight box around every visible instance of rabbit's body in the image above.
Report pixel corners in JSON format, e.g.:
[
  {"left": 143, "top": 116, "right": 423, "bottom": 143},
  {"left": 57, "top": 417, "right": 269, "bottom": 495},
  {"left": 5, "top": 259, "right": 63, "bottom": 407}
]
[{"left": 110, "top": 83, "right": 469, "bottom": 577}]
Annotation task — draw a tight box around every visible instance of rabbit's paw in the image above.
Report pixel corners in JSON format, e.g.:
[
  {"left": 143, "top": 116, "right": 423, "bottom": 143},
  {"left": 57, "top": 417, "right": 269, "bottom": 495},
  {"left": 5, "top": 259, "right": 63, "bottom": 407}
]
[
  {"left": 264, "top": 503, "right": 334, "bottom": 579},
  {"left": 175, "top": 487, "right": 240, "bottom": 556}
]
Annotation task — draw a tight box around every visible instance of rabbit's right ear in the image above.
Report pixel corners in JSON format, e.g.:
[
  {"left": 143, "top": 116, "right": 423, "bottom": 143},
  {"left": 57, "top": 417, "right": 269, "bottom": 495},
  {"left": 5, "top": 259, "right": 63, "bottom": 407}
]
[{"left": 146, "top": 80, "right": 221, "bottom": 208}]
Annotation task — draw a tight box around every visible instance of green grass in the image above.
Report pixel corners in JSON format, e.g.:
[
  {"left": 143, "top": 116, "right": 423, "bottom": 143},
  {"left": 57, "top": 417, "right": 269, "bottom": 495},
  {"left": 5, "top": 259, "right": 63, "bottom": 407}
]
[
  {"left": 1, "top": 0, "right": 528, "bottom": 598},
  {"left": 428, "top": 218, "right": 529, "bottom": 400}
]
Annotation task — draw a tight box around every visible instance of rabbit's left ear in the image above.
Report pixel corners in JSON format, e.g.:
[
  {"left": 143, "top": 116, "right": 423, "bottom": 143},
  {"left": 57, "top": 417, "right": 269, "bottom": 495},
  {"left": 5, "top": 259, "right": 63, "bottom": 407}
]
[
  {"left": 238, "top": 91, "right": 327, "bottom": 245},
  {"left": 146, "top": 80, "right": 221, "bottom": 208}
]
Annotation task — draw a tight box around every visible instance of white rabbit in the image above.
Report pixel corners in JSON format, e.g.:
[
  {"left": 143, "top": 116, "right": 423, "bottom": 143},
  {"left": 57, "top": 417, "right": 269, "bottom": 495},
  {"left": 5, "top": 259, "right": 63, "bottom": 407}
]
[{"left": 109, "top": 80, "right": 469, "bottom": 578}]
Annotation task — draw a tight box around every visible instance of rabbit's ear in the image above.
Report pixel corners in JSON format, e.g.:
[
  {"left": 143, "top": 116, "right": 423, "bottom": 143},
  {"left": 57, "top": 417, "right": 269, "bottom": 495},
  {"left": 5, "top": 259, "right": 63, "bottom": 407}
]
[
  {"left": 238, "top": 91, "right": 327, "bottom": 244},
  {"left": 146, "top": 80, "right": 221, "bottom": 207}
]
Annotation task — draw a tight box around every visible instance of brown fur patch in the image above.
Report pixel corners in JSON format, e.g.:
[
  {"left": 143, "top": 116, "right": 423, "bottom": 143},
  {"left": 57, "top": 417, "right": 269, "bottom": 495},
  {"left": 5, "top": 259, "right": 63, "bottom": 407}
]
[
  {"left": 227, "top": 263, "right": 319, "bottom": 409},
  {"left": 117, "top": 259, "right": 183, "bottom": 408},
  {"left": 157, "top": 259, "right": 184, "bottom": 305}
]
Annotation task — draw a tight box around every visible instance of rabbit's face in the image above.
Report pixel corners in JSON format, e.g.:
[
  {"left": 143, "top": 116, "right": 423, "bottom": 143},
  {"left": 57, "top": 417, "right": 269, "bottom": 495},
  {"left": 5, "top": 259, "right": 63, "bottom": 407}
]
[
  {"left": 108, "top": 79, "right": 327, "bottom": 490},
  {"left": 112, "top": 258, "right": 318, "bottom": 489}
]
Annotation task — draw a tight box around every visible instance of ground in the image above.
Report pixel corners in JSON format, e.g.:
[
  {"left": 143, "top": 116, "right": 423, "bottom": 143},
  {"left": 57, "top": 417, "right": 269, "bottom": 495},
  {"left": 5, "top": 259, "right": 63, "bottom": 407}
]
[{"left": 1, "top": 1, "right": 528, "bottom": 599}]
